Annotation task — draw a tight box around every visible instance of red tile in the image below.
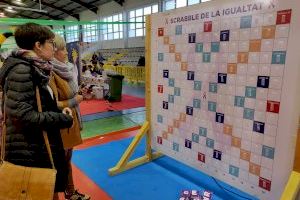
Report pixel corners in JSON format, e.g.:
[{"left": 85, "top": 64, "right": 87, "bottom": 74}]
[
  {"left": 266, "top": 100, "right": 280, "bottom": 113},
  {"left": 157, "top": 136, "right": 163, "bottom": 144},
  {"left": 158, "top": 28, "right": 164, "bottom": 36},
  {"left": 276, "top": 9, "right": 292, "bottom": 25},
  {"left": 204, "top": 21, "right": 212, "bottom": 32},
  {"left": 259, "top": 177, "right": 272, "bottom": 191},
  {"left": 198, "top": 152, "right": 205, "bottom": 163},
  {"left": 158, "top": 85, "right": 163, "bottom": 93}
]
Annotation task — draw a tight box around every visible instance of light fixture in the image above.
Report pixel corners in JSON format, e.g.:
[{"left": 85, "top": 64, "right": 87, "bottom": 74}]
[{"left": 0, "top": 5, "right": 47, "bottom": 13}]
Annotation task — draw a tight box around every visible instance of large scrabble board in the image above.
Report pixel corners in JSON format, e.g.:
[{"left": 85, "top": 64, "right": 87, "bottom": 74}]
[{"left": 149, "top": 0, "right": 300, "bottom": 199}]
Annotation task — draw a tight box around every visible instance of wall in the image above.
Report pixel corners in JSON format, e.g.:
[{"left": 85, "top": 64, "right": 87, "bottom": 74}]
[{"left": 65, "top": 0, "right": 161, "bottom": 49}]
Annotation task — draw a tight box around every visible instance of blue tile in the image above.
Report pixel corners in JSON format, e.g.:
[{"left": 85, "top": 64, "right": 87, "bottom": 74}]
[
  {"left": 206, "top": 138, "right": 214, "bottom": 149},
  {"left": 158, "top": 53, "right": 164, "bottom": 61},
  {"left": 199, "top": 127, "right": 207, "bottom": 137},
  {"left": 173, "top": 142, "right": 179, "bottom": 152},
  {"left": 168, "top": 78, "right": 175, "bottom": 87},
  {"left": 240, "top": 15, "right": 252, "bottom": 29},
  {"left": 193, "top": 99, "right": 201, "bottom": 108},
  {"left": 262, "top": 145, "right": 275, "bottom": 159},
  {"left": 234, "top": 96, "right": 245, "bottom": 107},
  {"left": 272, "top": 51, "right": 286, "bottom": 64},
  {"left": 203, "top": 52, "right": 211, "bottom": 63},
  {"left": 209, "top": 82, "right": 218, "bottom": 93},
  {"left": 245, "top": 86, "right": 257, "bottom": 98},
  {"left": 195, "top": 43, "right": 203, "bottom": 52},
  {"left": 211, "top": 42, "right": 220, "bottom": 52},
  {"left": 157, "top": 114, "right": 163, "bottom": 123},
  {"left": 194, "top": 81, "right": 202, "bottom": 90},
  {"left": 168, "top": 94, "right": 174, "bottom": 103},
  {"left": 192, "top": 133, "right": 200, "bottom": 143},
  {"left": 174, "top": 87, "right": 181, "bottom": 96},
  {"left": 243, "top": 108, "right": 254, "bottom": 120},
  {"left": 229, "top": 165, "right": 240, "bottom": 177},
  {"left": 208, "top": 101, "right": 217, "bottom": 112}
]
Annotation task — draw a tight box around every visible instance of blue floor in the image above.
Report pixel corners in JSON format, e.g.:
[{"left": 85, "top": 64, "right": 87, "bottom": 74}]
[{"left": 72, "top": 137, "right": 258, "bottom": 200}]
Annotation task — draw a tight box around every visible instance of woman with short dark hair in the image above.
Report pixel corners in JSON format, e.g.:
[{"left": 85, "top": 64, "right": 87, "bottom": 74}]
[{"left": 0, "top": 23, "right": 73, "bottom": 200}]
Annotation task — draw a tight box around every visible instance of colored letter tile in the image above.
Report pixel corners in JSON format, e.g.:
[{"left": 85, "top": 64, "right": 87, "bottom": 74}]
[
  {"left": 195, "top": 43, "right": 204, "bottom": 52},
  {"left": 209, "top": 82, "right": 218, "bottom": 93},
  {"left": 249, "top": 163, "right": 261, "bottom": 176},
  {"left": 262, "top": 26, "right": 275, "bottom": 39},
  {"left": 192, "top": 133, "right": 200, "bottom": 143},
  {"left": 187, "top": 71, "right": 195, "bottom": 80},
  {"left": 181, "top": 62, "right": 188, "bottom": 71},
  {"left": 175, "top": 53, "right": 181, "bottom": 62},
  {"left": 158, "top": 85, "right": 163, "bottom": 93},
  {"left": 169, "top": 44, "right": 175, "bottom": 53},
  {"left": 176, "top": 25, "right": 182, "bottom": 35},
  {"left": 276, "top": 9, "right": 292, "bottom": 25},
  {"left": 238, "top": 52, "right": 249, "bottom": 63},
  {"left": 157, "top": 114, "right": 163, "bottom": 123},
  {"left": 232, "top": 137, "right": 241, "bottom": 148},
  {"left": 218, "top": 73, "right": 227, "bottom": 84},
  {"left": 169, "top": 78, "right": 175, "bottom": 87},
  {"left": 253, "top": 121, "right": 265, "bottom": 134},
  {"left": 249, "top": 39, "right": 261, "bottom": 52},
  {"left": 211, "top": 42, "right": 220, "bottom": 52},
  {"left": 173, "top": 119, "right": 180, "bottom": 128},
  {"left": 198, "top": 152, "right": 206, "bottom": 163},
  {"left": 189, "top": 33, "right": 196, "bottom": 43},
  {"left": 193, "top": 99, "right": 201, "bottom": 108},
  {"left": 223, "top": 124, "right": 233, "bottom": 135},
  {"left": 204, "top": 21, "right": 212, "bottom": 32},
  {"left": 262, "top": 145, "right": 275, "bottom": 159},
  {"left": 229, "top": 165, "right": 240, "bottom": 177},
  {"left": 243, "top": 108, "right": 254, "bottom": 120},
  {"left": 203, "top": 52, "right": 211, "bottom": 63},
  {"left": 240, "top": 149, "right": 251, "bottom": 161},
  {"left": 220, "top": 30, "right": 230, "bottom": 41},
  {"left": 208, "top": 101, "right": 217, "bottom": 112},
  {"left": 194, "top": 81, "right": 202, "bottom": 90},
  {"left": 157, "top": 136, "right": 163, "bottom": 144},
  {"left": 180, "top": 113, "right": 186, "bottom": 122},
  {"left": 163, "top": 101, "right": 168, "bottom": 109},
  {"left": 227, "top": 63, "right": 237, "bottom": 74},
  {"left": 163, "top": 69, "right": 169, "bottom": 78},
  {"left": 174, "top": 87, "right": 181, "bottom": 96},
  {"left": 199, "top": 127, "right": 207, "bottom": 137},
  {"left": 235, "top": 96, "right": 245, "bottom": 107},
  {"left": 213, "top": 149, "right": 222, "bottom": 160},
  {"left": 158, "top": 28, "right": 164, "bottom": 36},
  {"left": 158, "top": 53, "right": 164, "bottom": 61},
  {"left": 240, "top": 15, "right": 252, "bottom": 29},
  {"left": 168, "top": 94, "right": 174, "bottom": 103},
  {"left": 185, "top": 139, "right": 192, "bottom": 149},
  {"left": 245, "top": 86, "right": 257, "bottom": 98},
  {"left": 216, "top": 112, "right": 225, "bottom": 123},
  {"left": 173, "top": 142, "right": 179, "bottom": 152},
  {"left": 259, "top": 177, "right": 272, "bottom": 191},
  {"left": 206, "top": 138, "right": 215, "bottom": 149},
  {"left": 164, "top": 36, "right": 169, "bottom": 44},
  {"left": 267, "top": 100, "right": 280, "bottom": 113},
  {"left": 272, "top": 51, "right": 286, "bottom": 64},
  {"left": 186, "top": 106, "right": 193, "bottom": 116},
  {"left": 257, "top": 76, "right": 269, "bottom": 88}
]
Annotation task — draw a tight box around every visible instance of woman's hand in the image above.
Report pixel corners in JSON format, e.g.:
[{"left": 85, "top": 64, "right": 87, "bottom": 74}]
[
  {"left": 76, "top": 94, "right": 83, "bottom": 103},
  {"left": 62, "top": 107, "right": 73, "bottom": 118}
]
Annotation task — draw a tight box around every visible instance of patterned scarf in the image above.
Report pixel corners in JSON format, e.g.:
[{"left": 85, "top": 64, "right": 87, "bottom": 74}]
[{"left": 13, "top": 49, "right": 53, "bottom": 72}]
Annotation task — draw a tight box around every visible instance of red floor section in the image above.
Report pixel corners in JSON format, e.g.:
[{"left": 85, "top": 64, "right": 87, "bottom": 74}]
[{"left": 79, "top": 94, "right": 145, "bottom": 116}]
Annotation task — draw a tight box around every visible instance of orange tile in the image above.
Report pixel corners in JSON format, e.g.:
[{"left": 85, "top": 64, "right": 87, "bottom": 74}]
[
  {"left": 237, "top": 52, "right": 249, "bottom": 63},
  {"left": 262, "top": 25, "right": 276, "bottom": 39},
  {"left": 231, "top": 136, "right": 241, "bottom": 148},
  {"left": 249, "top": 39, "right": 261, "bottom": 52},
  {"left": 249, "top": 162, "right": 261, "bottom": 176},
  {"left": 181, "top": 62, "right": 188, "bottom": 71},
  {"left": 169, "top": 44, "right": 175, "bottom": 53},
  {"left": 173, "top": 119, "right": 180, "bottom": 128},
  {"left": 164, "top": 36, "right": 169, "bottom": 44},
  {"left": 224, "top": 124, "right": 233, "bottom": 135},
  {"left": 180, "top": 113, "right": 186, "bottom": 122},
  {"left": 227, "top": 64, "right": 237, "bottom": 74},
  {"left": 240, "top": 149, "right": 251, "bottom": 161},
  {"left": 168, "top": 126, "right": 174, "bottom": 134},
  {"left": 162, "top": 131, "right": 168, "bottom": 139},
  {"left": 175, "top": 53, "right": 181, "bottom": 62}
]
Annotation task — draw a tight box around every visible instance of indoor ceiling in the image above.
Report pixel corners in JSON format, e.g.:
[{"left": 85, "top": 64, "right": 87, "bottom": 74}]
[{"left": 0, "top": 0, "right": 124, "bottom": 20}]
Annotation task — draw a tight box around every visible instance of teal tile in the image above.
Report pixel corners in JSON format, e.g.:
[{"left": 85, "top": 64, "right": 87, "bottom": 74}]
[
  {"left": 173, "top": 142, "right": 179, "bottom": 152},
  {"left": 157, "top": 114, "right": 163, "bottom": 123},
  {"left": 208, "top": 101, "right": 217, "bottom": 112},
  {"left": 199, "top": 127, "right": 207, "bottom": 137},
  {"left": 174, "top": 87, "right": 181, "bottom": 96},
  {"left": 240, "top": 15, "right": 252, "bottom": 29},
  {"left": 194, "top": 81, "right": 202, "bottom": 90},
  {"left": 262, "top": 145, "right": 275, "bottom": 159},
  {"left": 158, "top": 53, "right": 164, "bottom": 61},
  {"left": 169, "top": 78, "right": 175, "bottom": 87},
  {"left": 193, "top": 99, "right": 201, "bottom": 108},
  {"left": 243, "top": 108, "right": 254, "bottom": 120},
  {"left": 209, "top": 82, "right": 217, "bottom": 93},
  {"left": 206, "top": 138, "right": 214, "bottom": 149},
  {"left": 229, "top": 165, "right": 240, "bottom": 177},
  {"left": 203, "top": 52, "right": 211, "bottom": 63},
  {"left": 234, "top": 96, "right": 245, "bottom": 107},
  {"left": 272, "top": 51, "right": 286, "bottom": 64},
  {"left": 245, "top": 86, "right": 256, "bottom": 99},
  {"left": 211, "top": 42, "right": 220, "bottom": 52},
  {"left": 168, "top": 95, "right": 174, "bottom": 103},
  {"left": 176, "top": 25, "right": 182, "bottom": 35},
  {"left": 195, "top": 43, "right": 203, "bottom": 52},
  {"left": 192, "top": 133, "right": 200, "bottom": 143}
]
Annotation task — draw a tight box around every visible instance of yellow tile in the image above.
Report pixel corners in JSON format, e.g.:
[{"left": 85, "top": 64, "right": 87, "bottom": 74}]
[
  {"left": 175, "top": 53, "right": 181, "bottom": 62},
  {"left": 232, "top": 136, "right": 241, "bottom": 148},
  {"left": 237, "top": 52, "right": 249, "bottom": 63},
  {"left": 249, "top": 39, "right": 261, "bottom": 52},
  {"left": 164, "top": 36, "right": 169, "bottom": 44},
  {"left": 240, "top": 149, "right": 251, "bottom": 161},
  {"left": 262, "top": 25, "right": 276, "bottom": 39},
  {"left": 227, "top": 63, "right": 237, "bottom": 74},
  {"left": 169, "top": 44, "right": 175, "bottom": 53},
  {"left": 249, "top": 162, "right": 261, "bottom": 176}
]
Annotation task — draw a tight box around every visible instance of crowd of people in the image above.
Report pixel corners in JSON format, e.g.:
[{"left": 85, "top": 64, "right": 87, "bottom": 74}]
[{"left": 0, "top": 23, "right": 90, "bottom": 200}]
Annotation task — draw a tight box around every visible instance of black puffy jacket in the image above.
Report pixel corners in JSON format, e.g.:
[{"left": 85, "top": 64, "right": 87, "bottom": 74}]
[{"left": 0, "top": 53, "right": 73, "bottom": 192}]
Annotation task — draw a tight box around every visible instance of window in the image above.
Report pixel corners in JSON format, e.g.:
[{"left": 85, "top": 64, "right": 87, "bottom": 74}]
[
  {"left": 188, "top": 0, "right": 200, "bottom": 5},
  {"left": 53, "top": 28, "right": 65, "bottom": 38},
  {"left": 102, "top": 13, "right": 123, "bottom": 40},
  {"left": 83, "top": 21, "right": 98, "bottom": 42},
  {"left": 66, "top": 25, "right": 79, "bottom": 43},
  {"left": 164, "top": 0, "right": 202, "bottom": 11},
  {"left": 128, "top": 4, "right": 158, "bottom": 37}
]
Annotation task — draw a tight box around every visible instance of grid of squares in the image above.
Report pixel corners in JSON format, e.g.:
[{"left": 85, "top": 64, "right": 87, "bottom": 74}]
[{"left": 152, "top": 9, "right": 292, "bottom": 195}]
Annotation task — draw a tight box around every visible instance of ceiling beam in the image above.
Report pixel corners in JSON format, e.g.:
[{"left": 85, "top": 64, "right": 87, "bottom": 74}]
[
  {"left": 71, "top": 0, "right": 98, "bottom": 14},
  {"left": 0, "top": 0, "right": 62, "bottom": 20},
  {"left": 39, "top": 2, "right": 80, "bottom": 20}
]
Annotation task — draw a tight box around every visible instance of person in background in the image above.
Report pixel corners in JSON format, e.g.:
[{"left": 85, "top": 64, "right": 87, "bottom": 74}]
[
  {"left": 137, "top": 56, "right": 145, "bottom": 66},
  {"left": 49, "top": 34, "right": 90, "bottom": 200},
  {"left": 0, "top": 23, "right": 73, "bottom": 200}
]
